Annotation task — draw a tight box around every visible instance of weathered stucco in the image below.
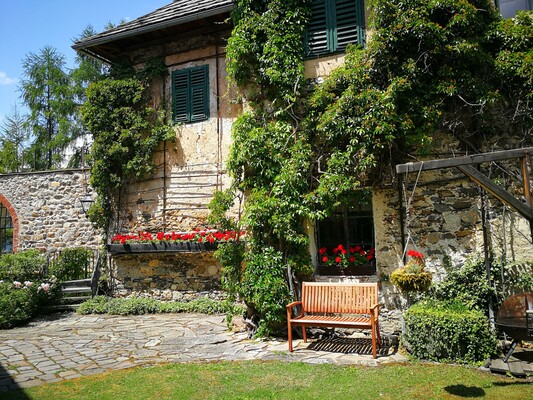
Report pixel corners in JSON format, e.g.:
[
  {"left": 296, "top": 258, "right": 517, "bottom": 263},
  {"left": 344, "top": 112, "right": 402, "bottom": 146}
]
[
  {"left": 0, "top": 170, "right": 101, "bottom": 253},
  {"left": 115, "top": 34, "right": 240, "bottom": 234}
]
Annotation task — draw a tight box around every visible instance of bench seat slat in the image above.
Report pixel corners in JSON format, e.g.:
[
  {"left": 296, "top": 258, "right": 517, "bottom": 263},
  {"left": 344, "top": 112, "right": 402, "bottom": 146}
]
[{"left": 290, "top": 315, "right": 372, "bottom": 328}]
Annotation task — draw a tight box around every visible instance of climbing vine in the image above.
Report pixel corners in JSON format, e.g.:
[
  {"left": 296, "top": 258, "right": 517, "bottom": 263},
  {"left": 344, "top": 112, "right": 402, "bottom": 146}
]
[
  {"left": 81, "top": 60, "right": 174, "bottom": 239},
  {"left": 212, "top": 0, "right": 533, "bottom": 335}
]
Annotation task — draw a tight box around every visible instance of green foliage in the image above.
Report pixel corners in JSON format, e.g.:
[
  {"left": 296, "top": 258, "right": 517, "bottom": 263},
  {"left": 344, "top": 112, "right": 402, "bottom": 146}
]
[
  {"left": 81, "top": 78, "right": 174, "bottom": 235},
  {"left": 216, "top": 1, "right": 533, "bottom": 336},
  {"left": 390, "top": 269, "right": 432, "bottom": 293},
  {"left": 20, "top": 46, "right": 77, "bottom": 170},
  {"left": 227, "top": 0, "right": 311, "bottom": 102},
  {"left": 240, "top": 247, "right": 293, "bottom": 335},
  {"left": 48, "top": 248, "right": 92, "bottom": 281},
  {"left": 427, "top": 258, "right": 495, "bottom": 312},
  {"left": 0, "top": 281, "right": 34, "bottom": 328},
  {"left": 0, "top": 250, "right": 47, "bottom": 282},
  {"left": 0, "top": 105, "right": 29, "bottom": 173},
  {"left": 403, "top": 299, "right": 497, "bottom": 364},
  {"left": 0, "top": 278, "right": 62, "bottom": 329},
  {"left": 76, "top": 296, "right": 241, "bottom": 316}
]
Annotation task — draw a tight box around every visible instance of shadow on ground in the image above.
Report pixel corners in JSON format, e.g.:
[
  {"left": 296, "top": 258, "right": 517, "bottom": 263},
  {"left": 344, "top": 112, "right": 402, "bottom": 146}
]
[
  {"left": 0, "top": 363, "right": 30, "bottom": 397},
  {"left": 307, "top": 336, "right": 396, "bottom": 357}
]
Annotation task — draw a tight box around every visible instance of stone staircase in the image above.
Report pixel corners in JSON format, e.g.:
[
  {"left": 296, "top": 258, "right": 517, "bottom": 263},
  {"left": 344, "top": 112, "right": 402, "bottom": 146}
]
[
  {"left": 55, "top": 254, "right": 102, "bottom": 310},
  {"left": 59, "top": 278, "right": 94, "bottom": 309}
]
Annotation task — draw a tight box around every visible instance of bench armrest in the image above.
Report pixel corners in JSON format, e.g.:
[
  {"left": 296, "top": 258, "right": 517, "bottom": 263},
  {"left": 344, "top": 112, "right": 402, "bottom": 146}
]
[
  {"left": 286, "top": 301, "right": 303, "bottom": 318},
  {"left": 370, "top": 303, "right": 384, "bottom": 319}
]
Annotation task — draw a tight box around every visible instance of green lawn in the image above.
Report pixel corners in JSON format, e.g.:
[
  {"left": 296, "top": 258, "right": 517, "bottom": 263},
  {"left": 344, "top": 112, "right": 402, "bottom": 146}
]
[{"left": 3, "top": 361, "right": 532, "bottom": 400}]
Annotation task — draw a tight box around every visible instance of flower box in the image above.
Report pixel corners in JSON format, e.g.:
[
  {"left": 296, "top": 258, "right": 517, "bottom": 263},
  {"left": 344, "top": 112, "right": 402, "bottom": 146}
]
[
  {"left": 107, "top": 242, "right": 218, "bottom": 254},
  {"left": 316, "top": 263, "right": 376, "bottom": 276}
]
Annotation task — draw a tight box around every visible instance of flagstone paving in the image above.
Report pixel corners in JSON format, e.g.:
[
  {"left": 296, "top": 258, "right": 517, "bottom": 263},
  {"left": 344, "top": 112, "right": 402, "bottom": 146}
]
[{"left": 0, "top": 312, "right": 406, "bottom": 392}]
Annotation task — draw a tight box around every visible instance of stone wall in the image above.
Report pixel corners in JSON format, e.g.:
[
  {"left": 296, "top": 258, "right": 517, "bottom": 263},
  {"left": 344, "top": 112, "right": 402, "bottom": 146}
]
[
  {"left": 109, "top": 251, "right": 223, "bottom": 301},
  {"left": 0, "top": 169, "right": 101, "bottom": 253}
]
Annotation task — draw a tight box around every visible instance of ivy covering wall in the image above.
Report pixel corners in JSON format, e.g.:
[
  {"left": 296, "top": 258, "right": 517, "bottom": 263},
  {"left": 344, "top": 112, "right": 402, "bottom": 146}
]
[{"left": 212, "top": 0, "right": 533, "bottom": 335}]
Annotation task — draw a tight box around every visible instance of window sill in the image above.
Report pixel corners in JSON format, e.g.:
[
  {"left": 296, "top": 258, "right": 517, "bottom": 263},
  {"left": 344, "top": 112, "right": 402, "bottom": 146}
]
[{"left": 316, "top": 263, "right": 376, "bottom": 276}]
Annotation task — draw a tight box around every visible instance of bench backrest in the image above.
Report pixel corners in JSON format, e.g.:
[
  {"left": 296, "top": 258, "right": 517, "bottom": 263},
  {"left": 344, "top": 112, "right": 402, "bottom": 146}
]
[{"left": 301, "top": 282, "right": 378, "bottom": 314}]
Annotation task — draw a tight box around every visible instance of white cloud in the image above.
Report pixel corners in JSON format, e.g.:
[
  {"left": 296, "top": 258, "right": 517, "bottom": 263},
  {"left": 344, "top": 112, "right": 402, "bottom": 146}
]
[{"left": 0, "top": 72, "right": 17, "bottom": 85}]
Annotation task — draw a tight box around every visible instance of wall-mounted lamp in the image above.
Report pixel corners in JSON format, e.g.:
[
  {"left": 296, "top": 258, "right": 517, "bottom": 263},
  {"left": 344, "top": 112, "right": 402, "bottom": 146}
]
[{"left": 80, "top": 192, "right": 94, "bottom": 216}]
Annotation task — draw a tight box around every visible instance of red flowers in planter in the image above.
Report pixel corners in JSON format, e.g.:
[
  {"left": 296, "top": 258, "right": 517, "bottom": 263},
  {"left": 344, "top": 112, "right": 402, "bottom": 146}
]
[
  {"left": 319, "top": 244, "right": 375, "bottom": 269},
  {"left": 111, "top": 229, "right": 246, "bottom": 245}
]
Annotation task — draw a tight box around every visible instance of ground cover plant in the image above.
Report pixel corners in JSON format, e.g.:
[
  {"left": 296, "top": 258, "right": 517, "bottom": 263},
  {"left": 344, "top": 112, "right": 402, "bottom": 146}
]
[
  {"left": 77, "top": 296, "right": 244, "bottom": 318},
  {"left": 2, "top": 361, "right": 531, "bottom": 400}
]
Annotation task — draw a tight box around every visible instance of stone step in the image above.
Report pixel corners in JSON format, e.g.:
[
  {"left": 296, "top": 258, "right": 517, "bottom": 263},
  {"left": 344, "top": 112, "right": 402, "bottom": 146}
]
[
  {"left": 61, "top": 286, "right": 92, "bottom": 294},
  {"left": 63, "top": 296, "right": 92, "bottom": 303},
  {"left": 60, "top": 279, "right": 92, "bottom": 289}
]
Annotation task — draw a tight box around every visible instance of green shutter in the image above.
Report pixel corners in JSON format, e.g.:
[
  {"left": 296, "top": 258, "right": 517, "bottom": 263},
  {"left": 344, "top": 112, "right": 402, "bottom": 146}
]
[
  {"left": 172, "top": 65, "right": 209, "bottom": 123},
  {"left": 335, "top": 0, "right": 359, "bottom": 51},
  {"left": 306, "top": 0, "right": 329, "bottom": 56},
  {"left": 305, "top": 0, "right": 364, "bottom": 57},
  {"left": 172, "top": 70, "right": 189, "bottom": 123},
  {"left": 190, "top": 65, "right": 209, "bottom": 122}
]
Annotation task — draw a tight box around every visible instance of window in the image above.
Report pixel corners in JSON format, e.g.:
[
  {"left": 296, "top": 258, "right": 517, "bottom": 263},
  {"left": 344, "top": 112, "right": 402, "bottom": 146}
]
[
  {"left": 317, "top": 202, "right": 375, "bottom": 273},
  {"left": 497, "top": 0, "right": 533, "bottom": 18},
  {"left": 172, "top": 65, "right": 210, "bottom": 123},
  {"left": 306, "top": 0, "right": 366, "bottom": 57},
  {"left": 0, "top": 203, "right": 13, "bottom": 254}
]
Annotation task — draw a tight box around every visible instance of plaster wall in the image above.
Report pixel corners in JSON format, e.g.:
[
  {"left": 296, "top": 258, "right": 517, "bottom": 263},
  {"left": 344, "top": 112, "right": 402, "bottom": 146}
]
[
  {"left": 117, "top": 41, "right": 240, "bottom": 234},
  {"left": 0, "top": 170, "right": 101, "bottom": 253}
]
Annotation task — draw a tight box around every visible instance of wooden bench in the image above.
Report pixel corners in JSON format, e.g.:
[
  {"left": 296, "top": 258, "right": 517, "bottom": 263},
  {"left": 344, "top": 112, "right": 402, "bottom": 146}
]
[{"left": 286, "top": 282, "right": 382, "bottom": 358}]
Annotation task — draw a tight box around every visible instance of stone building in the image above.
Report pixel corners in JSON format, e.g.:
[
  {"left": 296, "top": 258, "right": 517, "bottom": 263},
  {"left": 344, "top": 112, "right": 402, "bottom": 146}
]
[
  {"left": 0, "top": 169, "right": 101, "bottom": 254},
  {"left": 73, "top": 1, "right": 533, "bottom": 328}
]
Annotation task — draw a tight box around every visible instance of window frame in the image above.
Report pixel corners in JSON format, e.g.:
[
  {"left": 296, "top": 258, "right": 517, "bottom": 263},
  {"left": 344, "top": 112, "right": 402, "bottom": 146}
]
[
  {"left": 316, "top": 202, "right": 376, "bottom": 274},
  {"left": 0, "top": 203, "right": 14, "bottom": 254},
  {"left": 171, "top": 64, "right": 210, "bottom": 124}
]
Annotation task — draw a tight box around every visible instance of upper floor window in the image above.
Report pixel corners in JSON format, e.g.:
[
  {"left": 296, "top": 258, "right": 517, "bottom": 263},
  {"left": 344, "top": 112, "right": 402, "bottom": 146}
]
[
  {"left": 0, "top": 203, "right": 13, "bottom": 254},
  {"left": 172, "top": 65, "right": 210, "bottom": 123},
  {"left": 497, "top": 0, "right": 533, "bottom": 18},
  {"left": 306, "top": 0, "right": 366, "bottom": 57}
]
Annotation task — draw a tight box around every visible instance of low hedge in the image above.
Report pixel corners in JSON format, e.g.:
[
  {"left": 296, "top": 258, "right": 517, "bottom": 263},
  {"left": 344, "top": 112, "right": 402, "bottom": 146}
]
[
  {"left": 77, "top": 296, "right": 245, "bottom": 317},
  {"left": 403, "top": 299, "right": 497, "bottom": 365}
]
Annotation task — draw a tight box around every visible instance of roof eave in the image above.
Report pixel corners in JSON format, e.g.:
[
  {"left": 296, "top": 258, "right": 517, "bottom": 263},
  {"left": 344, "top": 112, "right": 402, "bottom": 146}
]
[{"left": 72, "top": 4, "right": 233, "bottom": 51}]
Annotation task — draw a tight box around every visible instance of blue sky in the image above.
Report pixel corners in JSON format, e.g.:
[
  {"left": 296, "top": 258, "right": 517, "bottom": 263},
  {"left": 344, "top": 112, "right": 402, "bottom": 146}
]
[{"left": 0, "top": 0, "right": 169, "bottom": 124}]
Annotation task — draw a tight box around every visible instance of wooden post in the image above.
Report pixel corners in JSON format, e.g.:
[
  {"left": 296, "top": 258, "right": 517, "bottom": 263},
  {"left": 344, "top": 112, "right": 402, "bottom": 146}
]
[{"left": 520, "top": 153, "right": 533, "bottom": 240}]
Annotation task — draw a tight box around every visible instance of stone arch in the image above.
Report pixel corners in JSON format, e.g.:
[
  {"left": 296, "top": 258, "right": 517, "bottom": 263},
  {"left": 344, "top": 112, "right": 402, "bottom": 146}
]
[{"left": 0, "top": 193, "right": 19, "bottom": 253}]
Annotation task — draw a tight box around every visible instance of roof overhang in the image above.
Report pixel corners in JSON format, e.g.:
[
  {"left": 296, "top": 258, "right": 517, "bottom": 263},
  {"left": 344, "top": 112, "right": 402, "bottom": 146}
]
[{"left": 72, "top": 2, "right": 233, "bottom": 64}]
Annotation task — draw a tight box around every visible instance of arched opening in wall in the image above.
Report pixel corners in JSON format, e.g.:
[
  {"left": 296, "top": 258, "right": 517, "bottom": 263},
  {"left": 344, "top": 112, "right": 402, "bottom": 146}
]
[{"left": 0, "top": 202, "right": 14, "bottom": 254}]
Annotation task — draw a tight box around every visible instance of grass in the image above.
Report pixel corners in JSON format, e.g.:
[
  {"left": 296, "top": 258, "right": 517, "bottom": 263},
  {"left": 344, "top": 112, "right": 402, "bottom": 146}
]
[{"left": 2, "top": 361, "right": 532, "bottom": 400}]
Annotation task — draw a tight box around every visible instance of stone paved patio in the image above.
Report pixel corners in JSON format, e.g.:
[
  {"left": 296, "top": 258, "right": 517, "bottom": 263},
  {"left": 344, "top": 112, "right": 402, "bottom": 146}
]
[{"left": 0, "top": 312, "right": 406, "bottom": 392}]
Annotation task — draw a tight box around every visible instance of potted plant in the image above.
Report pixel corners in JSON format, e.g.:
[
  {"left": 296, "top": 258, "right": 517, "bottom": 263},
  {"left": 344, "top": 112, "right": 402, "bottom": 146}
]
[
  {"left": 390, "top": 250, "right": 432, "bottom": 292},
  {"left": 317, "top": 244, "right": 376, "bottom": 275}
]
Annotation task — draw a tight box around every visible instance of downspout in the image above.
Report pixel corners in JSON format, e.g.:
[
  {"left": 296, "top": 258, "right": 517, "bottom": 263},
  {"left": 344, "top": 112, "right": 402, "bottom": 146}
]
[
  {"left": 397, "top": 175, "right": 406, "bottom": 264},
  {"left": 215, "top": 35, "right": 222, "bottom": 191}
]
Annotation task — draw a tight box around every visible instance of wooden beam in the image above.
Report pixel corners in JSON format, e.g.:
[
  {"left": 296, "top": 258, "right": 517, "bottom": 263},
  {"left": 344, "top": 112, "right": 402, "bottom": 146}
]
[
  {"left": 521, "top": 152, "right": 533, "bottom": 210},
  {"left": 457, "top": 165, "right": 533, "bottom": 221},
  {"left": 396, "top": 147, "right": 533, "bottom": 174}
]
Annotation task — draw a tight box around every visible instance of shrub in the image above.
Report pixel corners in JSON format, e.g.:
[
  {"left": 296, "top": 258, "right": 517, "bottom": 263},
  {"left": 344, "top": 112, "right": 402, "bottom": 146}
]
[
  {"left": 49, "top": 248, "right": 92, "bottom": 281},
  {"left": 403, "top": 299, "right": 497, "bottom": 365},
  {"left": 0, "top": 278, "right": 62, "bottom": 328},
  {"left": 0, "top": 281, "right": 34, "bottom": 328},
  {"left": 426, "top": 258, "right": 495, "bottom": 313},
  {"left": 0, "top": 250, "right": 47, "bottom": 281}
]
